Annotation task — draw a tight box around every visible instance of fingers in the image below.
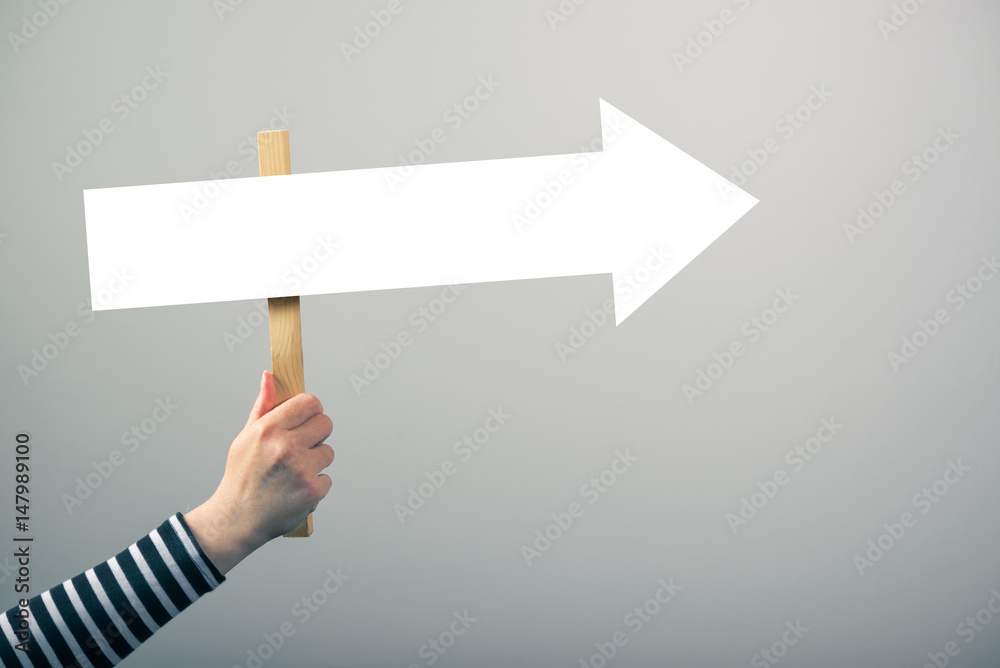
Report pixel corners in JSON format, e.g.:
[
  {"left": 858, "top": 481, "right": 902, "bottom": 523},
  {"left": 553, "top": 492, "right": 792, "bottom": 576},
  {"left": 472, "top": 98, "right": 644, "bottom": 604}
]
[
  {"left": 313, "top": 473, "right": 333, "bottom": 501},
  {"left": 249, "top": 386, "right": 334, "bottom": 479},
  {"left": 266, "top": 392, "right": 326, "bottom": 431},
  {"left": 245, "top": 371, "right": 277, "bottom": 428},
  {"left": 290, "top": 413, "right": 333, "bottom": 451},
  {"left": 259, "top": 396, "right": 332, "bottom": 460},
  {"left": 306, "top": 443, "right": 336, "bottom": 473},
  {"left": 299, "top": 454, "right": 334, "bottom": 517}
]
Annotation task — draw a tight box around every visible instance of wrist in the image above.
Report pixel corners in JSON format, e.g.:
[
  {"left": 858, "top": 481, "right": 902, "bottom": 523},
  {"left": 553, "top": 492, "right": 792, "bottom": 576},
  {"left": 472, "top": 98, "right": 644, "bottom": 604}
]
[{"left": 183, "top": 496, "right": 266, "bottom": 576}]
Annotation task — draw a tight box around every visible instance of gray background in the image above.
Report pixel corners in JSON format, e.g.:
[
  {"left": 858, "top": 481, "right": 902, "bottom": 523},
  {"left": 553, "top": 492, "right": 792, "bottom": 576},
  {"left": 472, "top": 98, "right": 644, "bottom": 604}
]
[{"left": 2, "top": 0, "right": 999, "bottom": 666}]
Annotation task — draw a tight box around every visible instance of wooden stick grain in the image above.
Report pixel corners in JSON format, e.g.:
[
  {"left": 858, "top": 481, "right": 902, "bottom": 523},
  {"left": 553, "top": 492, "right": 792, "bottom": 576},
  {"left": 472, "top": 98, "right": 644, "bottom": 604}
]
[{"left": 258, "top": 130, "right": 312, "bottom": 538}]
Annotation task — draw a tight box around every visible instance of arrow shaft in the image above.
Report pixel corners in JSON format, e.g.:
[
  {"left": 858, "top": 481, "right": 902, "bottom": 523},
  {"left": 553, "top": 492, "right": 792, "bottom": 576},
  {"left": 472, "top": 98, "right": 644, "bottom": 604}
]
[{"left": 84, "top": 149, "right": 621, "bottom": 309}]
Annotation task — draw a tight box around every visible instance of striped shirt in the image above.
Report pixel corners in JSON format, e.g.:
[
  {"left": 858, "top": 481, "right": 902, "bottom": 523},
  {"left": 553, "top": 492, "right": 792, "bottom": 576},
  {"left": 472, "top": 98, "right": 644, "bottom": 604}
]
[{"left": 1, "top": 513, "right": 225, "bottom": 667}]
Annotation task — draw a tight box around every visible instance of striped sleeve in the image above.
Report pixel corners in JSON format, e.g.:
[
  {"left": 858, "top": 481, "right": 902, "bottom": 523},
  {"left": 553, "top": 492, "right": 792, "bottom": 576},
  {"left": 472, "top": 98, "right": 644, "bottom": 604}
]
[{"left": 0, "top": 513, "right": 225, "bottom": 667}]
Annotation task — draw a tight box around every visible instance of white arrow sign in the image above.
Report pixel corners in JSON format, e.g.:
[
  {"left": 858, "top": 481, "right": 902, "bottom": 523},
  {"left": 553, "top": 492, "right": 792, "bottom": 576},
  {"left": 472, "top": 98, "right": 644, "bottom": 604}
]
[{"left": 83, "top": 99, "right": 757, "bottom": 325}]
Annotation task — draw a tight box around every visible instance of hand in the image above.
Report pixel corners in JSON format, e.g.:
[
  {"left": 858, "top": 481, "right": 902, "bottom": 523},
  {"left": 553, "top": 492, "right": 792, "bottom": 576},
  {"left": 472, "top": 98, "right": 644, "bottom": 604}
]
[{"left": 184, "top": 371, "right": 335, "bottom": 575}]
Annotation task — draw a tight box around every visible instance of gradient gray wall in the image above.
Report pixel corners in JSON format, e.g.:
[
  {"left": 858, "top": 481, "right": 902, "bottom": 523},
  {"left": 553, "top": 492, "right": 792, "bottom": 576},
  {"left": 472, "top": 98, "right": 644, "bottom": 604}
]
[{"left": 2, "top": 1, "right": 999, "bottom": 666}]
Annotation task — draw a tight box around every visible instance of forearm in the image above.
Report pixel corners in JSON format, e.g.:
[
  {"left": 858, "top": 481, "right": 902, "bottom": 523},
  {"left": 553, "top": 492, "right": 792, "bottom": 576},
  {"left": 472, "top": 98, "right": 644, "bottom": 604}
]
[{"left": 1, "top": 513, "right": 225, "bottom": 667}]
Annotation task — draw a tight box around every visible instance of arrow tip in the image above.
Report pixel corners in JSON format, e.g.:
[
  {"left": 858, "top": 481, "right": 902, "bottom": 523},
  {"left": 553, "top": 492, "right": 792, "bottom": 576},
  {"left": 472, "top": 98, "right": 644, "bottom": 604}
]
[{"left": 595, "top": 98, "right": 759, "bottom": 328}]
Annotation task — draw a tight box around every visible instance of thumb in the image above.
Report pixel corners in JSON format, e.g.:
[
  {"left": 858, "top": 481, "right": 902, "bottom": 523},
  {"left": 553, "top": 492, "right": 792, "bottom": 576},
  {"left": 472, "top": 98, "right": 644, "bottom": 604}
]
[{"left": 246, "top": 370, "right": 277, "bottom": 427}]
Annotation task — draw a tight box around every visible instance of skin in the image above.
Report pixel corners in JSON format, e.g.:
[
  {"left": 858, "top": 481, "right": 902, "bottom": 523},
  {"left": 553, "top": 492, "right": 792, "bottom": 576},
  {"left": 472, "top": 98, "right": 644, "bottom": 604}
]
[{"left": 183, "top": 371, "right": 335, "bottom": 575}]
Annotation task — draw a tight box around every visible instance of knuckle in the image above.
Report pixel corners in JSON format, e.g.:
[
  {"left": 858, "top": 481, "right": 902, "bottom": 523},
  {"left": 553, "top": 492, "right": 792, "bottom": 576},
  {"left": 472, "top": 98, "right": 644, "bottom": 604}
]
[
  {"left": 320, "top": 414, "right": 334, "bottom": 435},
  {"left": 272, "top": 439, "right": 295, "bottom": 463},
  {"left": 312, "top": 475, "right": 333, "bottom": 499},
  {"left": 302, "top": 476, "right": 321, "bottom": 499},
  {"left": 251, "top": 421, "right": 272, "bottom": 442},
  {"left": 247, "top": 420, "right": 270, "bottom": 443},
  {"left": 300, "top": 393, "right": 323, "bottom": 414}
]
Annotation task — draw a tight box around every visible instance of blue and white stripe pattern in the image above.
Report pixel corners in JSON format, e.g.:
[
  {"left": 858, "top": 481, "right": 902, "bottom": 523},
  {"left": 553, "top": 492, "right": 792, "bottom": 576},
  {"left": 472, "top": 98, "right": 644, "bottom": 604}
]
[{"left": 1, "top": 513, "right": 225, "bottom": 667}]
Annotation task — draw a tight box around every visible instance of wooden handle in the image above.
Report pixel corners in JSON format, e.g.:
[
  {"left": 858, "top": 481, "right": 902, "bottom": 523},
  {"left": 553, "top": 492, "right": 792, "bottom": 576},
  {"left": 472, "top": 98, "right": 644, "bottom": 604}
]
[{"left": 258, "top": 130, "right": 312, "bottom": 538}]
